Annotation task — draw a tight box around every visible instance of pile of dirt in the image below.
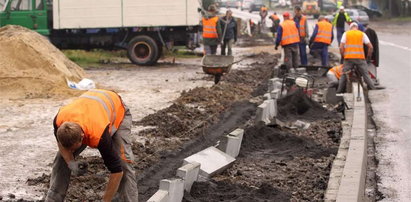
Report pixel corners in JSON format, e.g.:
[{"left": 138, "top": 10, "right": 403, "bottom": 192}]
[
  {"left": 0, "top": 25, "right": 85, "bottom": 99},
  {"left": 136, "top": 52, "right": 278, "bottom": 138},
  {"left": 277, "top": 89, "right": 339, "bottom": 122},
  {"left": 186, "top": 123, "right": 340, "bottom": 201}
]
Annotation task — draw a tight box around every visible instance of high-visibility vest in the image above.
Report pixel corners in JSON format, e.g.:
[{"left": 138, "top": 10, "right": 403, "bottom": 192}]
[
  {"left": 271, "top": 14, "right": 279, "bottom": 21},
  {"left": 298, "top": 16, "right": 307, "bottom": 37},
  {"left": 56, "top": 89, "right": 125, "bottom": 148},
  {"left": 202, "top": 16, "right": 219, "bottom": 39},
  {"left": 314, "top": 21, "right": 333, "bottom": 44},
  {"left": 344, "top": 30, "right": 365, "bottom": 59},
  {"left": 329, "top": 64, "right": 343, "bottom": 79},
  {"left": 261, "top": 7, "right": 268, "bottom": 12},
  {"left": 280, "top": 20, "right": 300, "bottom": 46}
]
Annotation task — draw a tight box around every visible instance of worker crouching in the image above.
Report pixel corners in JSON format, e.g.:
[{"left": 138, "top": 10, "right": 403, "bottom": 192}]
[{"left": 46, "top": 89, "right": 138, "bottom": 202}]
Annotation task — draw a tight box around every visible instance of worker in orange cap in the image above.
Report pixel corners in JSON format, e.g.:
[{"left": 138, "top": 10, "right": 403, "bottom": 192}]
[{"left": 275, "top": 12, "right": 300, "bottom": 72}]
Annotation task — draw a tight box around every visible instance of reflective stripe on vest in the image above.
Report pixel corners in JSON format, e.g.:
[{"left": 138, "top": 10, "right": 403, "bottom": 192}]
[
  {"left": 202, "top": 16, "right": 219, "bottom": 39},
  {"left": 280, "top": 20, "right": 300, "bottom": 46},
  {"left": 314, "top": 21, "right": 333, "bottom": 44},
  {"left": 56, "top": 89, "right": 125, "bottom": 148},
  {"left": 344, "top": 30, "right": 365, "bottom": 59},
  {"left": 298, "top": 16, "right": 307, "bottom": 37}
]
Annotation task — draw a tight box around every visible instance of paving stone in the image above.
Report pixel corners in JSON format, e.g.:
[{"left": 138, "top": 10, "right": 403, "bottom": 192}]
[
  {"left": 176, "top": 162, "right": 201, "bottom": 193},
  {"left": 225, "top": 128, "right": 244, "bottom": 158},
  {"left": 159, "top": 178, "right": 184, "bottom": 202},
  {"left": 183, "top": 147, "right": 236, "bottom": 178}
]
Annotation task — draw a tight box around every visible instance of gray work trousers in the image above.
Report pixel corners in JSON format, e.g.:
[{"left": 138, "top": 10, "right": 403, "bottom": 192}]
[
  {"left": 204, "top": 45, "right": 218, "bottom": 55},
  {"left": 221, "top": 39, "right": 234, "bottom": 56},
  {"left": 337, "top": 59, "right": 375, "bottom": 93},
  {"left": 284, "top": 45, "right": 300, "bottom": 71},
  {"left": 45, "top": 107, "right": 138, "bottom": 202}
]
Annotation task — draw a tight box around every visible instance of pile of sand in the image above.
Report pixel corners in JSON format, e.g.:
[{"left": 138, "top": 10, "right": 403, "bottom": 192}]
[{"left": 0, "top": 25, "right": 85, "bottom": 99}]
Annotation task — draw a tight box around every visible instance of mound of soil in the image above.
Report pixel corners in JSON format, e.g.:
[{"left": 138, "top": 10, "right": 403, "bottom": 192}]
[
  {"left": 277, "top": 89, "right": 338, "bottom": 122},
  {"left": 187, "top": 123, "right": 340, "bottom": 201},
  {"left": 0, "top": 25, "right": 85, "bottom": 99}
]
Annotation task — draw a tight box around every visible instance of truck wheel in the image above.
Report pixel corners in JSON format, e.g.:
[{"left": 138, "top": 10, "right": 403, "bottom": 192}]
[{"left": 127, "top": 35, "right": 159, "bottom": 66}]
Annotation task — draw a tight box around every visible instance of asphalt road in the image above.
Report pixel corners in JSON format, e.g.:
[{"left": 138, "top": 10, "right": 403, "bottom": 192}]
[
  {"left": 224, "top": 7, "right": 411, "bottom": 201},
  {"left": 369, "top": 30, "right": 411, "bottom": 201}
]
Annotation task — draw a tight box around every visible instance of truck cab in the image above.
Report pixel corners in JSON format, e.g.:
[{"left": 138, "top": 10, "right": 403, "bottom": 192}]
[{"left": 0, "top": 0, "right": 49, "bottom": 35}]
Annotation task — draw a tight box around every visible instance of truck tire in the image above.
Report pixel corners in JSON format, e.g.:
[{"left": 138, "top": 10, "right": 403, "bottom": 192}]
[{"left": 127, "top": 35, "right": 159, "bottom": 66}]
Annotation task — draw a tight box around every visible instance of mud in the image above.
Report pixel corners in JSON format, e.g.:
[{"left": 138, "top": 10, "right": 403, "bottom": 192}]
[
  {"left": 237, "top": 34, "right": 274, "bottom": 47},
  {"left": 277, "top": 89, "right": 339, "bottom": 122},
  {"left": 186, "top": 121, "right": 340, "bottom": 201}
]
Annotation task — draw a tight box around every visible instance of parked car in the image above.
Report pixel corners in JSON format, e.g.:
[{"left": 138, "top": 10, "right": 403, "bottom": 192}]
[
  {"left": 219, "top": 0, "right": 242, "bottom": 9},
  {"left": 349, "top": 5, "right": 382, "bottom": 18},
  {"left": 249, "top": 0, "right": 265, "bottom": 12},
  {"left": 325, "top": 8, "right": 369, "bottom": 26},
  {"left": 241, "top": 0, "right": 264, "bottom": 12},
  {"left": 321, "top": 0, "right": 337, "bottom": 12}
]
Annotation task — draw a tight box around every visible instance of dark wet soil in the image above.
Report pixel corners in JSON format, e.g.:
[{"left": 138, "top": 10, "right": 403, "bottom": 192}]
[
  {"left": 185, "top": 120, "right": 340, "bottom": 201},
  {"left": 277, "top": 89, "right": 339, "bottom": 122}
]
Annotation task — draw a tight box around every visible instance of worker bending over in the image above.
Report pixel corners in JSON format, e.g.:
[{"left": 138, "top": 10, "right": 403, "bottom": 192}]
[
  {"left": 269, "top": 12, "right": 280, "bottom": 37},
  {"left": 46, "top": 89, "right": 138, "bottom": 202},
  {"left": 327, "top": 64, "right": 343, "bottom": 88},
  {"left": 275, "top": 12, "right": 300, "bottom": 72},
  {"left": 310, "top": 16, "right": 334, "bottom": 66}
]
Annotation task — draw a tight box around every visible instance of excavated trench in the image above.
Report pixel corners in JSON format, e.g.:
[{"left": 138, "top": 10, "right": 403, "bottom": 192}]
[{"left": 25, "top": 39, "right": 343, "bottom": 201}]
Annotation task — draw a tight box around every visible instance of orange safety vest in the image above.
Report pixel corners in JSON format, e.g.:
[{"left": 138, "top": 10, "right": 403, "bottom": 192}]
[
  {"left": 280, "top": 20, "right": 300, "bottom": 46},
  {"left": 56, "top": 89, "right": 125, "bottom": 148},
  {"left": 344, "top": 30, "right": 365, "bottom": 59},
  {"left": 261, "top": 7, "right": 268, "bottom": 12},
  {"left": 271, "top": 14, "right": 280, "bottom": 21},
  {"left": 298, "top": 16, "right": 307, "bottom": 37},
  {"left": 314, "top": 21, "right": 333, "bottom": 45},
  {"left": 202, "top": 16, "right": 219, "bottom": 39},
  {"left": 329, "top": 65, "right": 343, "bottom": 79}
]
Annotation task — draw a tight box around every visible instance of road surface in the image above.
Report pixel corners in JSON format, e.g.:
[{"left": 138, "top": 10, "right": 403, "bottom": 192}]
[{"left": 368, "top": 26, "right": 411, "bottom": 201}]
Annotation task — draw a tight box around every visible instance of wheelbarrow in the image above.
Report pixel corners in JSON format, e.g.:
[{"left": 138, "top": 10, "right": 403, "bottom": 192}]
[{"left": 201, "top": 55, "right": 234, "bottom": 84}]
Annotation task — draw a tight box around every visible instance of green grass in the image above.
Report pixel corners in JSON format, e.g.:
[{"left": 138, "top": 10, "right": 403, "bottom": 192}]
[
  {"left": 388, "top": 16, "right": 411, "bottom": 22},
  {"left": 63, "top": 49, "right": 127, "bottom": 66},
  {"left": 165, "top": 49, "right": 202, "bottom": 58}
]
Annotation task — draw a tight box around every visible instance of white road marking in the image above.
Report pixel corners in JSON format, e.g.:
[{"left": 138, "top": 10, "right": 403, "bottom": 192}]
[{"left": 380, "top": 40, "right": 411, "bottom": 51}]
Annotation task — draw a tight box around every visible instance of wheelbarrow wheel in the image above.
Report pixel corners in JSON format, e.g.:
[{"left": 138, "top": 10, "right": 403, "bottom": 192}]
[{"left": 214, "top": 74, "right": 222, "bottom": 84}]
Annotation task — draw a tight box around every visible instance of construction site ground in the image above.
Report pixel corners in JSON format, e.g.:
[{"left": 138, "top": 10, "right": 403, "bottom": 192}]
[{"left": 0, "top": 32, "right": 343, "bottom": 201}]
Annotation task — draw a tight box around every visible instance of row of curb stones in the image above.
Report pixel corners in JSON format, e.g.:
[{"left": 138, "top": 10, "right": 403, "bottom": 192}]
[{"left": 147, "top": 129, "right": 245, "bottom": 202}]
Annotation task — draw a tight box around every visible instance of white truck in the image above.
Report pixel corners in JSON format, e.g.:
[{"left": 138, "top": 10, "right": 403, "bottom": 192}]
[{"left": 0, "top": 0, "right": 204, "bottom": 65}]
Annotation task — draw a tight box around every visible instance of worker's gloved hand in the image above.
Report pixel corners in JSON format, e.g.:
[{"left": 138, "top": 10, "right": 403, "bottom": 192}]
[{"left": 68, "top": 161, "right": 88, "bottom": 176}]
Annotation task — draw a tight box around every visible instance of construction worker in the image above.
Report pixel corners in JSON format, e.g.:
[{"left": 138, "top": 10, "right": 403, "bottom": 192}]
[
  {"left": 309, "top": 16, "right": 334, "bottom": 66},
  {"left": 337, "top": 23, "right": 376, "bottom": 93},
  {"left": 275, "top": 12, "right": 300, "bottom": 72},
  {"left": 269, "top": 12, "right": 280, "bottom": 36},
  {"left": 260, "top": 5, "right": 268, "bottom": 28},
  {"left": 202, "top": 5, "right": 222, "bottom": 55},
  {"left": 220, "top": 10, "right": 237, "bottom": 56},
  {"left": 293, "top": 6, "right": 309, "bottom": 65},
  {"left": 332, "top": 6, "right": 352, "bottom": 45},
  {"left": 327, "top": 64, "right": 343, "bottom": 88},
  {"left": 46, "top": 89, "right": 138, "bottom": 202}
]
